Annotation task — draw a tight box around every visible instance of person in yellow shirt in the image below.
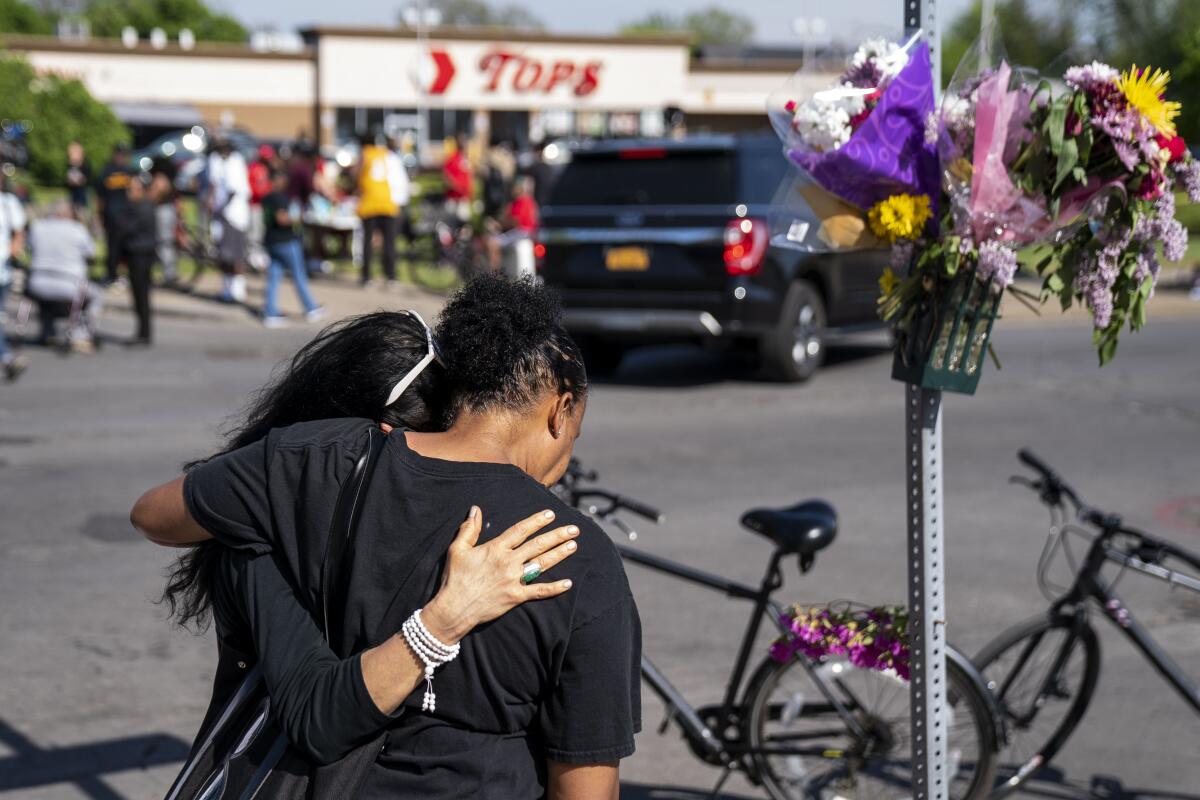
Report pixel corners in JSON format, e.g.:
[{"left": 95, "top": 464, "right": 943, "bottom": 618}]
[{"left": 356, "top": 130, "right": 400, "bottom": 287}]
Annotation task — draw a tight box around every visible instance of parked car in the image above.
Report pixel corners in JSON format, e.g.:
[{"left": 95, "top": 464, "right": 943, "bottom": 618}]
[
  {"left": 537, "top": 134, "right": 889, "bottom": 381},
  {"left": 133, "top": 127, "right": 259, "bottom": 193}
]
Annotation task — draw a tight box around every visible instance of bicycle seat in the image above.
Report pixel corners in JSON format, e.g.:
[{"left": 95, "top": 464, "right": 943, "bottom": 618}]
[{"left": 740, "top": 500, "right": 837, "bottom": 555}]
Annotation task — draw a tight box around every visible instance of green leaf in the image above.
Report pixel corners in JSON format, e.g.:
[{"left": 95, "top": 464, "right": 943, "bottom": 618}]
[
  {"left": 1046, "top": 272, "right": 1065, "bottom": 292},
  {"left": 1097, "top": 331, "right": 1119, "bottom": 365},
  {"left": 1132, "top": 293, "right": 1147, "bottom": 328},
  {"left": 1054, "top": 138, "right": 1079, "bottom": 191},
  {"left": 1048, "top": 99, "right": 1068, "bottom": 156}
]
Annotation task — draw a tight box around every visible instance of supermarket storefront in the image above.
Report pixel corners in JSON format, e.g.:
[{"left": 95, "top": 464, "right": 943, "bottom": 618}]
[
  {"left": 307, "top": 27, "right": 694, "bottom": 149},
  {"left": 4, "top": 27, "right": 806, "bottom": 152}
]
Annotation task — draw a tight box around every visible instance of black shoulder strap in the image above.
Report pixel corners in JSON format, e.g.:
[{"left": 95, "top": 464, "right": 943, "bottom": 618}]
[{"left": 321, "top": 427, "right": 388, "bottom": 651}]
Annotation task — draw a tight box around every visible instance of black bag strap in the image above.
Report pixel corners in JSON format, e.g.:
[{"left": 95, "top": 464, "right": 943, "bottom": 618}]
[
  {"left": 321, "top": 426, "right": 388, "bottom": 652},
  {"left": 164, "top": 426, "right": 389, "bottom": 800}
]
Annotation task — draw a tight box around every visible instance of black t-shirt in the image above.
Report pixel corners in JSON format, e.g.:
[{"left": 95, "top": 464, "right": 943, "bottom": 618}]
[
  {"left": 261, "top": 190, "right": 299, "bottom": 246},
  {"left": 184, "top": 419, "right": 641, "bottom": 798},
  {"left": 96, "top": 162, "right": 132, "bottom": 221},
  {"left": 66, "top": 160, "right": 91, "bottom": 206}
]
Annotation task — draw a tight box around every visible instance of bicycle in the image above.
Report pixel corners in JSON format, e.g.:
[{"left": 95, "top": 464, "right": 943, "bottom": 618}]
[
  {"left": 974, "top": 449, "right": 1200, "bottom": 796},
  {"left": 556, "top": 460, "right": 1000, "bottom": 799}
]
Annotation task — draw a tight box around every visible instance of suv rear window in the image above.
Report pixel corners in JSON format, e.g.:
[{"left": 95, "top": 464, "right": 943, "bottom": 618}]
[{"left": 548, "top": 150, "right": 736, "bottom": 206}]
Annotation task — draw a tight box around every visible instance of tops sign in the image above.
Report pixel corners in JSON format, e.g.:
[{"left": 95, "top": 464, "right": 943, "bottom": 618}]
[
  {"left": 422, "top": 48, "right": 601, "bottom": 97},
  {"left": 322, "top": 35, "right": 688, "bottom": 109},
  {"left": 478, "top": 49, "right": 601, "bottom": 96}
]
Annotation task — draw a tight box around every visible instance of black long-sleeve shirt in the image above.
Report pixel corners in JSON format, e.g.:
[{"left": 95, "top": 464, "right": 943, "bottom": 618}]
[
  {"left": 185, "top": 418, "right": 640, "bottom": 798},
  {"left": 122, "top": 198, "right": 158, "bottom": 256},
  {"left": 210, "top": 548, "right": 396, "bottom": 764}
]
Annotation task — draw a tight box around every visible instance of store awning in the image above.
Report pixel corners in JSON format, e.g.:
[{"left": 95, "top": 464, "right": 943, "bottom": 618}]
[{"left": 109, "top": 102, "right": 202, "bottom": 128}]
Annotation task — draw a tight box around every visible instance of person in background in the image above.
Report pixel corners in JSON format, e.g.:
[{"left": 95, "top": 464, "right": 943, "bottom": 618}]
[
  {"left": 247, "top": 143, "right": 275, "bottom": 272},
  {"left": 0, "top": 174, "right": 28, "bottom": 381},
  {"left": 442, "top": 133, "right": 473, "bottom": 222},
  {"left": 484, "top": 176, "right": 539, "bottom": 277},
  {"left": 356, "top": 130, "right": 399, "bottom": 288},
  {"left": 149, "top": 165, "right": 181, "bottom": 285},
  {"left": 386, "top": 134, "right": 411, "bottom": 277},
  {"left": 65, "top": 141, "right": 91, "bottom": 219},
  {"left": 26, "top": 201, "right": 101, "bottom": 350},
  {"left": 206, "top": 136, "right": 250, "bottom": 303},
  {"left": 122, "top": 176, "right": 157, "bottom": 345},
  {"left": 95, "top": 143, "right": 133, "bottom": 286},
  {"left": 481, "top": 139, "right": 516, "bottom": 221},
  {"left": 261, "top": 168, "right": 324, "bottom": 328}
]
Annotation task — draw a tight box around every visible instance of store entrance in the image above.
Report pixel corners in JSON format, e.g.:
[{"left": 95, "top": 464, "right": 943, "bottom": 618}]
[{"left": 489, "top": 110, "right": 530, "bottom": 149}]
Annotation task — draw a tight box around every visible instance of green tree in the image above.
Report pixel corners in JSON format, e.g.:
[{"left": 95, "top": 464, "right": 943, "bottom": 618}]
[
  {"left": 0, "top": 0, "right": 56, "bottom": 34},
  {"left": 942, "top": 0, "right": 1200, "bottom": 140},
  {"left": 941, "top": 0, "right": 1081, "bottom": 86},
  {"left": 0, "top": 54, "right": 129, "bottom": 184},
  {"left": 83, "top": 0, "right": 246, "bottom": 42},
  {"left": 620, "top": 6, "right": 755, "bottom": 47},
  {"left": 427, "top": 0, "right": 544, "bottom": 29}
]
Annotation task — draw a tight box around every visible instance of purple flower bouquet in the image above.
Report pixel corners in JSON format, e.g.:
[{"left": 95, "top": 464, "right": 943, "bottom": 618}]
[
  {"left": 767, "top": 35, "right": 940, "bottom": 251},
  {"left": 770, "top": 603, "right": 911, "bottom": 679}
]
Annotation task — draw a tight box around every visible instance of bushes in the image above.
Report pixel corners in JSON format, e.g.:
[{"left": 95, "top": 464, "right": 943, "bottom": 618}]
[{"left": 0, "top": 54, "right": 129, "bottom": 185}]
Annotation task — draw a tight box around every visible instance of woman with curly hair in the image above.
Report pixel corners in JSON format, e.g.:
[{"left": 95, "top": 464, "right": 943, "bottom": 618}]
[{"left": 133, "top": 277, "right": 640, "bottom": 799}]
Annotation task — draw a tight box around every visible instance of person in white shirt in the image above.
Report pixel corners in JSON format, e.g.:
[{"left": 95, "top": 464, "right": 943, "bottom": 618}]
[
  {"left": 0, "top": 178, "right": 28, "bottom": 380},
  {"left": 26, "top": 201, "right": 103, "bottom": 348},
  {"left": 206, "top": 135, "right": 251, "bottom": 303}
]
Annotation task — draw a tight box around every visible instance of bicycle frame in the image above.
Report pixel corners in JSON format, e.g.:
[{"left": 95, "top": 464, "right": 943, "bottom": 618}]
[
  {"left": 615, "top": 542, "right": 871, "bottom": 766},
  {"left": 1045, "top": 520, "right": 1200, "bottom": 713}
]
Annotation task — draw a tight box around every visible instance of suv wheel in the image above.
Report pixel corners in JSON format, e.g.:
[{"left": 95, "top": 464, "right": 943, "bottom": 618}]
[{"left": 759, "top": 280, "right": 826, "bottom": 382}]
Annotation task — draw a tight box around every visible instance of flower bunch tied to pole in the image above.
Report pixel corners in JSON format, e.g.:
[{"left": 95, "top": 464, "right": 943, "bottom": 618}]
[
  {"left": 880, "top": 26, "right": 1199, "bottom": 393},
  {"left": 766, "top": 33, "right": 939, "bottom": 252},
  {"left": 770, "top": 603, "right": 911, "bottom": 679}
]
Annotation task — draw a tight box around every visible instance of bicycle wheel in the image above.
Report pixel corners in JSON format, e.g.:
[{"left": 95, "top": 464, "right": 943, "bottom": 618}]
[
  {"left": 973, "top": 612, "right": 1100, "bottom": 796},
  {"left": 747, "top": 651, "right": 998, "bottom": 799}
]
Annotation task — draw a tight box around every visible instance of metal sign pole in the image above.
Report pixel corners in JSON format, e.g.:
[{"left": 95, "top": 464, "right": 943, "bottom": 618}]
[
  {"left": 903, "top": 3, "right": 945, "bottom": 799},
  {"left": 905, "top": 384, "right": 947, "bottom": 799}
]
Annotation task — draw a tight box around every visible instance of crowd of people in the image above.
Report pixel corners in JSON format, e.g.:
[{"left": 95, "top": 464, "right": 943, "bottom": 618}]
[{"left": 0, "top": 127, "right": 554, "bottom": 384}]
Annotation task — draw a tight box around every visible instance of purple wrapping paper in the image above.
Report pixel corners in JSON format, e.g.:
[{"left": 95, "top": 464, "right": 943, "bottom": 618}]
[{"left": 789, "top": 42, "right": 940, "bottom": 211}]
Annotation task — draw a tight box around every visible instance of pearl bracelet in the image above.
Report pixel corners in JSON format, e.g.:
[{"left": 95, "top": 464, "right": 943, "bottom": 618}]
[{"left": 401, "top": 608, "right": 461, "bottom": 712}]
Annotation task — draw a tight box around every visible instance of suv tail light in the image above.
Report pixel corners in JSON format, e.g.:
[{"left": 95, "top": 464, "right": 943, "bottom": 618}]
[
  {"left": 723, "top": 218, "right": 768, "bottom": 276},
  {"left": 534, "top": 241, "right": 546, "bottom": 271}
]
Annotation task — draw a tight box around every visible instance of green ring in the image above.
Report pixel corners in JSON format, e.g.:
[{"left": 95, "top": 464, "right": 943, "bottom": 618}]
[{"left": 521, "top": 563, "right": 542, "bottom": 584}]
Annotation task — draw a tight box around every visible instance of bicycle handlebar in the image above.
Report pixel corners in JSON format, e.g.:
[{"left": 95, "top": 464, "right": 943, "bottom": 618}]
[
  {"left": 1016, "top": 449, "right": 1130, "bottom": 531},
  {"left": 573, "top": 488, "right": 666, "bottom": 525}
]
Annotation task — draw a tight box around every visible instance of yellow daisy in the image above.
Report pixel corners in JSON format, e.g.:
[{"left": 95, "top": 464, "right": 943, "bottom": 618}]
[
  {"left": 878, "top": 267, "right": 899, "bottom": 297},
  {"left": 867, "top": 193, "right": 933, "bottom": 244},
  {"left": 1118, "top": 65, "right": 1182, "bottom": 137}
]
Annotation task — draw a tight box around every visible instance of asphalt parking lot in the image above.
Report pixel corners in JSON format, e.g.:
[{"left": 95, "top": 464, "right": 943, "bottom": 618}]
[{"left": 1, "top": 291, "right": 1198, "bottom": 799}]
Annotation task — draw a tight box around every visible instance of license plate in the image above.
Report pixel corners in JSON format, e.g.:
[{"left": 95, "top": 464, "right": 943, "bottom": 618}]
[{"left": 605, "top": 246, "right": 650, "bottom": 272}]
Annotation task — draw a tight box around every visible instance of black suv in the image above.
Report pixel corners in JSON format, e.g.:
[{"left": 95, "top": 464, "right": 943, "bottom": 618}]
[{"left": 538, "top": 134, "right": 888, "bottom": 381}]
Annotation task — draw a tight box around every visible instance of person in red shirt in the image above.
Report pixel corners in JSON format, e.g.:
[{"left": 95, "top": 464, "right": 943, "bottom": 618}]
[
  {"left": 247, "top": 144, "right": 276, "bottom": 270},
  {"left": 442, "top": 134, "right": 473, "bottom": 221},
  {"left": 485, "top": 177, "right": 539, "bottom": 275},
  {"left": 507, "top": 176, "right": 538, "bottom": 235}
]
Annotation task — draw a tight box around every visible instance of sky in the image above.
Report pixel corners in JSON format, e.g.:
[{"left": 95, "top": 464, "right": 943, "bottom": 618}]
[{"left": 218, "top": 0, "right": 977, "bottom": 46}]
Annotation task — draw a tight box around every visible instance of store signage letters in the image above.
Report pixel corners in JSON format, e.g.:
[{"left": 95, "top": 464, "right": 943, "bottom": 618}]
[{"left": 478, "top": 49, "right": 602, "bottom": 96}]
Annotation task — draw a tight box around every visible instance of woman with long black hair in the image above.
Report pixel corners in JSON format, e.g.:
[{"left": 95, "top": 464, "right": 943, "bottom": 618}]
[
  {"left": 134, "top": 308, "right": 580, "bottom": 777},
  {"left": 135, "top": 278, "right": 640, "bottom": 798}
]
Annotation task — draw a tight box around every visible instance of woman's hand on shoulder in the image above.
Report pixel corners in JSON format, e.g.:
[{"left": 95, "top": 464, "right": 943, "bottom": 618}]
[{"left": 422, "top": 506, "right": 578, "bottom": 644}]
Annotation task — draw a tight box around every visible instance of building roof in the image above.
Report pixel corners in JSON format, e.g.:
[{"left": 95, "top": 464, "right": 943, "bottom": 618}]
[
  {"left": 299, "top": 24, "right": 692, "bottom": 48},
  {"left": 0, "top": 34, "right": 312, "bottom": 60}
]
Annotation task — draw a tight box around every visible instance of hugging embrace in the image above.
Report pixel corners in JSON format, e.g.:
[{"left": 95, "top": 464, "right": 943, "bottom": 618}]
[{"left": 133, "top": 277, "right": 640, "bottom": 799}]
